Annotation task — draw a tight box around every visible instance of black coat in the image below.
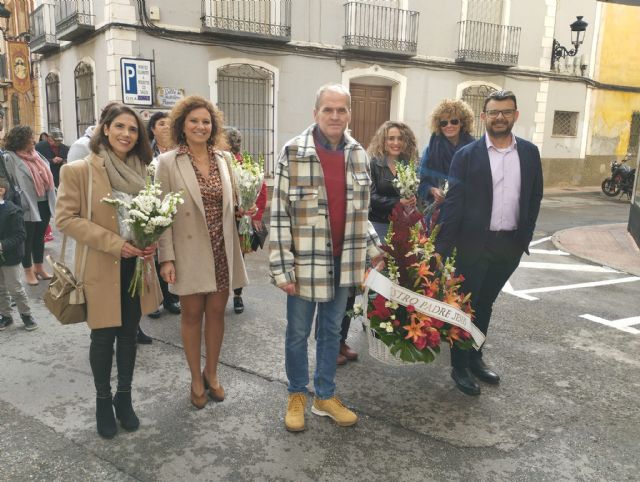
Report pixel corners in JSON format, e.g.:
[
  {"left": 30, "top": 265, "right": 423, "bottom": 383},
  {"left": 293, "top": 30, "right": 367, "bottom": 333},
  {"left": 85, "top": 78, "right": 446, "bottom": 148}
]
[
  {"left": 35, "top": 140, "right": 69, "bottom": 187},
  {"left": 436, "top": 135, "right": 543, "bottom": 258},
  {"left": 0, "top": 200, "right": 26, "bottom": 266},
  {"left": 369, "top": 156, "right": 401, "bottom": 224}
]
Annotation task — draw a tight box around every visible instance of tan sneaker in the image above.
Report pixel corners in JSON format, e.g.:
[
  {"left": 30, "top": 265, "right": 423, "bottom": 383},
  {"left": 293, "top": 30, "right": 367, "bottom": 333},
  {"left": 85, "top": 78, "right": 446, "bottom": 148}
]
[
  {"left": 285, "top": 393, "right": 307, "bottom": 432},
  {"left": 311, "top": 396, "right": 358, "bottom": 427}
]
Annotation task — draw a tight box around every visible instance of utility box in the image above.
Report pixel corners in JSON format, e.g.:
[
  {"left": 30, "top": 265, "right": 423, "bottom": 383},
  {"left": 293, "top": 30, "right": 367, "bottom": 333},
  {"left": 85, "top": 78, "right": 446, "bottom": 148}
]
[{"left": 149, "top": 6, "right": 160, "bottom": 21}]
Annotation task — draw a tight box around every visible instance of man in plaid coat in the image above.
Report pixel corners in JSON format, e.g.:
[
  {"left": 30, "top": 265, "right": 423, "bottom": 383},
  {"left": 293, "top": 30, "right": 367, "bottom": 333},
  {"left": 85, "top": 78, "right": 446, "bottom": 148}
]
[{"left": 270, "top": 83, "right": 384, "bottom": 432}]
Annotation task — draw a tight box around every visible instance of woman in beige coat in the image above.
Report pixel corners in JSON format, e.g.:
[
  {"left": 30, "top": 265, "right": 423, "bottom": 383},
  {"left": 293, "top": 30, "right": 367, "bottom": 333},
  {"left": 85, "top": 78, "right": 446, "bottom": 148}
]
[
  {"left": 56, "top": 104, "right": 162, "bottom": 438},
  {"left": 157, "top": 96, "right": 248, "bottom": 409}
]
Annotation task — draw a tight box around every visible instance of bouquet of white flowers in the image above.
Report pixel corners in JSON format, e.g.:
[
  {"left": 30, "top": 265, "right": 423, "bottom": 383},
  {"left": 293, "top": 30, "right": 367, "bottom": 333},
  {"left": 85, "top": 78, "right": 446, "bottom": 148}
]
[
  {"left": 392, "top": 159, "right": 419, "bottom": 199},
  {"left": 103, "top": 180, "right": 184, "bottom": 297},
  {"left": 231, "top": 152, "right": 264, "bottom": 253}
]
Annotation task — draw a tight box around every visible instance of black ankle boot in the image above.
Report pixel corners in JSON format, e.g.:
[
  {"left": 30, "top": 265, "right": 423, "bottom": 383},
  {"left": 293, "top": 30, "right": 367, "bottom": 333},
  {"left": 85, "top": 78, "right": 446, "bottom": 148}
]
[
  {"left": 113, "top": 391, "right": 140, "bottom": 431},
  {"left": 96, "top": 397, "right": 117, "bottom": 439}
]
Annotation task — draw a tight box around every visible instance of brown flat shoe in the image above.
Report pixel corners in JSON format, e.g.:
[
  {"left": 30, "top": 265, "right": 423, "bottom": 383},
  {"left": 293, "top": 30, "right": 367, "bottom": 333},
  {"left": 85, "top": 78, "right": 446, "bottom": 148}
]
[
  {"left": 190, "top": 384, "right": 207, "bottom": 409},
  {"left": 340, "top": 342, "right": 358, "bottom": 361},
  {"left": 203, "top": 370, "right": 225, "bottom": 402}
]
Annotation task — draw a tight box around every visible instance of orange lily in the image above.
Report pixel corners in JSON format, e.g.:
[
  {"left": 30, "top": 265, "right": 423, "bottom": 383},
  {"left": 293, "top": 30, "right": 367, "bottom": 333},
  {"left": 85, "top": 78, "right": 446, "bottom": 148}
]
[{"left": 403, "top": 314, "right": 425, "bottom": 343}]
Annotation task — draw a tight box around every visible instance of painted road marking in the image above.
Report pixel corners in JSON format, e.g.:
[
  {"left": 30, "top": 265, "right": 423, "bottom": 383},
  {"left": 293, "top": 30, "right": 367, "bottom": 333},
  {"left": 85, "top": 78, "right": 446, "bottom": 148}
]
[
  {"left": 512, "top": 276, "right": 640, "bottom": 295},
  {"left": 502, "top": 281, "right": 539, "bottom": 301},
  {"left": 519, "top": 262, "right": 619, "bottom": 273},
  {"left": 579, "top": 314, "right": 640, "bottom": 335},
  {"left": 529, "top": 236, "right": 552, "bottom": 247}
]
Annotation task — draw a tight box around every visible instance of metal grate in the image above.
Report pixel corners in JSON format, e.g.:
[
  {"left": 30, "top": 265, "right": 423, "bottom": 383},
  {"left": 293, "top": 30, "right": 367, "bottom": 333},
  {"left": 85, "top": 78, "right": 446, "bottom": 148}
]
[
  {"left": 201, "top": 0, "right": 291, "bottom": 41},
  {"left": 55, "top": 0, "right": 94, "bottom": 29},
  {"left": 46, "top": 72, "right": 61, "bottom": 132},
  {"left": 628, "top": 111, "right": 640, "bottom": 156},
  {"left": 552, "top": 111, "right": 578, "bottom": 137},
  {"left": 461, "top": 84, "right": 497, "bottom": 139},
  {"left": 457, "top": 20, "right": 521, "bottom": 66},
  {"left": 217, "top": 64, "right": 275, "bottom": 176},
  {"left": 74, "top": 62, "right": 95, "bottom": 138},
  {"left": 344, "top": 1, "right": 419, "bottom": 55}
]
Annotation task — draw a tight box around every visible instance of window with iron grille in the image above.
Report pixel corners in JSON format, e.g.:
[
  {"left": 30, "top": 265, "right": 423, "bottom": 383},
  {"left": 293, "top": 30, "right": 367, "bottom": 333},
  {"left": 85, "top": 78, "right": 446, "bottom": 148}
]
[
  {"left": 552, "top": 111, "right": 578, "bottom": 137},
  {"left": 466, "top": 0, "right": 503, "bottom": 23},
  {"left": 46, "top": 72, "right": 61, "bottom": 132},
  {"left": 11, "top": 93, "right": 20, "bottom": 127},
  {"left": 461, "top": 84, "right": 497, "bottom": 139},
  {"left": 628, "top": 111, "right": 640, "bottom": 156},
  {"left": 217, "top": 64, "right": 275, "bottom": 175},
  {"left": 74, "top": 62, "right": 95, "bottom": 138}
]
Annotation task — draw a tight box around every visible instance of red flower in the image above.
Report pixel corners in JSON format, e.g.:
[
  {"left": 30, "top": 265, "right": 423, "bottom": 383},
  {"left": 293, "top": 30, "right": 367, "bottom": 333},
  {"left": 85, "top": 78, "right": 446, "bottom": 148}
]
[
  {"left": 426, "top": 327, "right": 441, "bottom": 347},
  {"left": 431, "top": 318, "right": 444, "bottom": 329},
  {"left": 414, "top": 336, "right": 427, "bottom": 350},
  {"left": 406, "top": 305, "right": 416, "bottom": 313},
  {"left": 370, "top": 294, "right": 391, "bottom": 319}
]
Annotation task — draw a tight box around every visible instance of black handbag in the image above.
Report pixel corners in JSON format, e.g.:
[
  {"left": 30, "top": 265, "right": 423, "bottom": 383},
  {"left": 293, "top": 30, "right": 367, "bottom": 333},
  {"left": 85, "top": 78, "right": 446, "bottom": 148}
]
[{"left": 250, "top": 222, "right": 269, "bottom": 251}]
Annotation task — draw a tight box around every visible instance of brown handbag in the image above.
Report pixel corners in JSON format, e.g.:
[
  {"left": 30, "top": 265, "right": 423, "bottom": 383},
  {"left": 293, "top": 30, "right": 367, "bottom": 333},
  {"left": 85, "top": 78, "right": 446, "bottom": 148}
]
[{"left": 43, "top": 159, "right": 92, "bottom": 325}]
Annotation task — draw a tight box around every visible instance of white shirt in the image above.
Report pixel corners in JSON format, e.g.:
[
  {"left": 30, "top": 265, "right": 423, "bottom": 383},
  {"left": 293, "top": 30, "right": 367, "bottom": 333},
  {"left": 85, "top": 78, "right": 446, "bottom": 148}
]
[{"left": 486, "top": 134, "right": 521, "bottom": 231}]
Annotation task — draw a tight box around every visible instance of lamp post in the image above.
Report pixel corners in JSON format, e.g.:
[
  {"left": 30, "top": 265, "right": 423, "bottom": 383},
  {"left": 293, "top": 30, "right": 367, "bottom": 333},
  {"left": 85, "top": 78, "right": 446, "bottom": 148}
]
[{"left": 551, "top": 16, "right": 589, "bottom": 70}]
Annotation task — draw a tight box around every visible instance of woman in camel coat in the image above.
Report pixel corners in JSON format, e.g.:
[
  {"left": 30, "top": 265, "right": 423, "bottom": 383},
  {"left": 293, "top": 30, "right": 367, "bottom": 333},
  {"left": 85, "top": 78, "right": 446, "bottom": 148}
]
[
  {"left": 56, "top": 104, "right": 162, "bottom": 439},
  {"left": 157, "top": 95, "right": 248, "bottom": 409}
]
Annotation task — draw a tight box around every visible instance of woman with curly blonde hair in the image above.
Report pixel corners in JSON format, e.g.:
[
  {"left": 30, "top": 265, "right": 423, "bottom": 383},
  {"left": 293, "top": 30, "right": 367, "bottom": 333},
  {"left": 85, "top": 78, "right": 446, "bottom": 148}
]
[
  {"left": 417, "top": 99, "right": 475, "bottom": 226},
  {"left": 157, "top": 95, "right": 248, "bottom": 409},
  {"left": 367, "top": 120, "right": 418, "bottom": 240}
]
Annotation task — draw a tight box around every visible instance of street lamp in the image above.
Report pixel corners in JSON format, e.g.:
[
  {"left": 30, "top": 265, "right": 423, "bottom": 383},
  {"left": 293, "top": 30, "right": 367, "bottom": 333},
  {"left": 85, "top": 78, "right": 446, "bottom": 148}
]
[
  {"left": 0, "top": 2, "right": 10, "bottom": 20},
  {"left": 551, "top": 16, "right": 589, "bottom": 70}
]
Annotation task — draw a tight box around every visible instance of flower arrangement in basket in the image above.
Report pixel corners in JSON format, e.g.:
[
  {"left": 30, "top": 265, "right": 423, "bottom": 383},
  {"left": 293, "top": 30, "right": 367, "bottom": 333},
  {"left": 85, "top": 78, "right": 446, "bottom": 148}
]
[
  {"left": 231, "top": 151, "right": 264, "bottom": 253},
  {"left": 103, "top": 179, "right": 183, "bottom": 297},
  {"left": 361, "top": 204, "right": 485, "bottom": 364}
]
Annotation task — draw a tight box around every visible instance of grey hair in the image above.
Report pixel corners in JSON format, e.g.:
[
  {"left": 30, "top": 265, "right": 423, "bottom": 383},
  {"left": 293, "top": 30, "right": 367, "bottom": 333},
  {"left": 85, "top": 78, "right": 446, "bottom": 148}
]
[{"left": 314, "top": 83, "right": 351, "bottom": 110}]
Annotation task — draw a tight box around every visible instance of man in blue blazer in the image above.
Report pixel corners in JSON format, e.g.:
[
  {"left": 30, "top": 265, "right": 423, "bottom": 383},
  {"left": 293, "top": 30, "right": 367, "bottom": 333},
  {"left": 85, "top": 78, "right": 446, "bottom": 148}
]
[{"left": 436, "top": 90, "right": 543, "bottom": 396}]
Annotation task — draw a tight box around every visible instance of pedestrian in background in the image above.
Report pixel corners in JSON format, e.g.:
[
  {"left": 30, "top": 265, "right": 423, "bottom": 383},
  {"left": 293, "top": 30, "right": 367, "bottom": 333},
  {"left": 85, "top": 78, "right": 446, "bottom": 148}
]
[
  {"left": 418, "top": 99, "right": 475, "bottom": 229},
  {"left": 56, "top": 103, "right": 162, "bottom": 439},
  {"left": 436, "top": 90, "right": 543, "bottom": 396},
  {"left": 0, "top": 176, "right": 38, "bottom": 331},
  {"left": 157, "top": 96, "right": 248, "bottom": 409},
  {"left": 67, "top": 102, "right": 119, "bottom": 163},
  {"left": 36, "top": 127, "right": 69, "bottom": 188},
  {"left": 224, "top": 126, "right": 268, "bottom": 315},
  {"left": 270, "top": 83, "right": 384, "bottom": 432},
  {"left": 1, "top": 126, "right": 55, "bottom": 286},
  {"left": 143, "top": 111, "right": 181, "bottom": 335}
]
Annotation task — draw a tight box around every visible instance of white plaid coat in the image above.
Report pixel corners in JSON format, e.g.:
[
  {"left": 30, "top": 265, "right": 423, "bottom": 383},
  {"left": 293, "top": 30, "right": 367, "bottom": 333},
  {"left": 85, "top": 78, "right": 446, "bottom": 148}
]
[{"left": 269, "top": 125, "right": 382, "bottom": 302}]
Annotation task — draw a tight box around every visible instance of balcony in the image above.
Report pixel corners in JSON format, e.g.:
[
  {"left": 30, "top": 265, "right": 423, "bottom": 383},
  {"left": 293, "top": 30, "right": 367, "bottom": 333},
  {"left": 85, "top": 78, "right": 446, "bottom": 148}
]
[
  {"left": 29, "top": 3, "right": 59, "bottom": 54},
  {"left": 343, "top": 2, "right": 419, "bottom": 57},
  {"left": 55, "top": 0, "right": 95, "bottom": 42},
  {"left": 201, "top": 0, "right": 291, "bottom": 42},
  {"left": 456, "top": 20, "right": 521, "bottom": 67}
]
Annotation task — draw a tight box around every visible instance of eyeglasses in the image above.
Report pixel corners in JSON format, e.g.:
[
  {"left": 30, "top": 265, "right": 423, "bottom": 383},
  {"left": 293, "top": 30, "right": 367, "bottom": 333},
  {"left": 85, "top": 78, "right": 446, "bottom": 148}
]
[
  {"left": 439, "top": 119, "right": 460, "bottom": 128},
  {"left": 484, "top": 109, "right": 516, "bottom": 119}
]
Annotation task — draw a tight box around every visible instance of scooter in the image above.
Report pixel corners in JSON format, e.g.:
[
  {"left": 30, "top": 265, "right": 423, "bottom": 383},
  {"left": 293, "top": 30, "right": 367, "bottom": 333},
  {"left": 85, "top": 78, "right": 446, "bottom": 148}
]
[{"left": 601, "top": 154, "right": 636, "bottom": 199}]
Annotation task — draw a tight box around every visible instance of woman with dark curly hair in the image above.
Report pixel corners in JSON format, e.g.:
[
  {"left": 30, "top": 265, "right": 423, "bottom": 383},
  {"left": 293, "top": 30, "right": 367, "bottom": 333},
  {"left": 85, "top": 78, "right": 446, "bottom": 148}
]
[
  {"left": 56, "top": 103, "right": 161, "bottom": 438},
  {"left": 367, "top": 120, "right": 418, "bottom": 240},
  {"left": 157, "top": 96, "right": 248, "bottom": 409},
  {"left": 417, "top": 99, "right": 475, "bottom": 227},
  {"left": 1, "top": 125, "right": 56, "bottom": 286}
]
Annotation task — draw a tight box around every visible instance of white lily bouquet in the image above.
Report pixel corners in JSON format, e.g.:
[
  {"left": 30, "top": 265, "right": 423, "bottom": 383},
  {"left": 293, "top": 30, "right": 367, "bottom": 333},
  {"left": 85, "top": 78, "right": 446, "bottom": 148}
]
[
  {"left": 103, "top": 180, "right": 184, "bottom": 297},
  {"left": 231, "top": 152, "right": 264, "bottom": 253},
  {"left": 392, "top": 159, "right": 419, "bottom": 199}
]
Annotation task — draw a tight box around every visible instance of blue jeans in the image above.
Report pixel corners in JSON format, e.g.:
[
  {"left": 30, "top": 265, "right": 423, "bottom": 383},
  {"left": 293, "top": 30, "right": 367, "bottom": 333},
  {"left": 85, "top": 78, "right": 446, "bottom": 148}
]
[{"left": 285, "top": 257, "right": 350, "bottom": 399}]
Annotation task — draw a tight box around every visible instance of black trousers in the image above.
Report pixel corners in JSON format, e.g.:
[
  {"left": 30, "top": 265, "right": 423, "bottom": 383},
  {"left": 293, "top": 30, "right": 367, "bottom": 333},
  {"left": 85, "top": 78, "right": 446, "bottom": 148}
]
[
  {"left": 89, "top": 258, "right": 142, "bottom": 398},
  {"left": 22, "top": 201, "right": 51, "bottom": 268},
  {"left": 450, "top": 232, "right": 523, "bottom": 368}
]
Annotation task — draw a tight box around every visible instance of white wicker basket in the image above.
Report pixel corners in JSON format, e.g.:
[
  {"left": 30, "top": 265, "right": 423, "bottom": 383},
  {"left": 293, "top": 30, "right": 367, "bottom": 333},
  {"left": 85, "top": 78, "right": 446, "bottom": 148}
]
[{"left": 361, "top": 315, "right": 412, "bottom": 367}]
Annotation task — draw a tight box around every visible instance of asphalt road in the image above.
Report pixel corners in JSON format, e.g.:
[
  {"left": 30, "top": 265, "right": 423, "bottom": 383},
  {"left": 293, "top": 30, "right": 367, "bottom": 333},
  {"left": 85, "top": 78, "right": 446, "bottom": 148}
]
[{"left": 0, "top": 188, "right": 637, "bottom": 481}]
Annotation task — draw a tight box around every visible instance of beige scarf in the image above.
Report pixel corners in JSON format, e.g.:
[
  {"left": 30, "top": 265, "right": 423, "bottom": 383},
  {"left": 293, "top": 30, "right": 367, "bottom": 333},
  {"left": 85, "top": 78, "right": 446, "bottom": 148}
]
[{"left": 101, "top": 147, "right": 146, "bottom": 195}]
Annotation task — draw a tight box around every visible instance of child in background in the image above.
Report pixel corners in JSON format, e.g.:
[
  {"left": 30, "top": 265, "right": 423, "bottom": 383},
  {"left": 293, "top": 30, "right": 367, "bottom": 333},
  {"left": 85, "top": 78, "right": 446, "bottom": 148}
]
[{"left": 0, "top": 177, "right": 38, "bottom": 331}]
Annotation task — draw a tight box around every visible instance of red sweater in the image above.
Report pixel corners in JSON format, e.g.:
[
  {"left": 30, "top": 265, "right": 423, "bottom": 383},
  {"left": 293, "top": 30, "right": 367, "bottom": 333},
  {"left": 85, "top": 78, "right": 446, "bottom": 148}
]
[{"left": 315, "top": 143, "right": 346, "bottom": 256}]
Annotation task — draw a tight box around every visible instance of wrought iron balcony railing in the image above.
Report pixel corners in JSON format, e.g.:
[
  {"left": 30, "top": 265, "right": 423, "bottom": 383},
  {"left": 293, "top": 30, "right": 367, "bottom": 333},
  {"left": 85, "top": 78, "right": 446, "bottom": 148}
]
[
  {"left": 343, "top": 2, "right": 419, "bottom": 56},
  {"left": 456, "top": 20, "right": 521, "bottom": 67},
  {"left": 55, "top": 0, "right": 95, "bottom": 42},
  {"left": 29, "top": 3, "right": 59, "bottom": 54},
  {"left": 201, "top": 0, "right": 291, "bottom": 42}
]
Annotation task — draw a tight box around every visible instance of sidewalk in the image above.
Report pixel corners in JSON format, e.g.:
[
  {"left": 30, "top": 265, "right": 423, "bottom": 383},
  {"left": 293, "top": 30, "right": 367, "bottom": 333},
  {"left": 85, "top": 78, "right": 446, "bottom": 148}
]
[{"left": 552, "top": 223, "right": 640, "bottom": 276}]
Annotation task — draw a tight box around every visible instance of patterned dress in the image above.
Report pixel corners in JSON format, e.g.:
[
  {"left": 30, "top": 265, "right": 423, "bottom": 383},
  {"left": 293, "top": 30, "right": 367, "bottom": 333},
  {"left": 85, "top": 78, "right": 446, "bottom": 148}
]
[{"left": 179, "top": 144, "right": 229, "bottom": 292}]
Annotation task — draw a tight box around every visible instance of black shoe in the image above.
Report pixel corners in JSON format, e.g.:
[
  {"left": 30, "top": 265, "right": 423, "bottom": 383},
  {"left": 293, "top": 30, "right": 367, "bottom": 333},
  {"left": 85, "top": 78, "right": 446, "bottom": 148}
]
[
  {"left": 233, "top": 296, "right": 244, "bottom": 314},
  {"left": 163, "top": 301, "right": 181, "bottom": 315},
  {"left": 96, "top": 396, "right": 117, "bottom": 439},
  {"left": 20, "top": 314, "right": 38, "bottom": 331},
  {"left": 113, "top": 391, "right": 140, "bottom": 431},
  {"left": 0, "top": 315, "right": 14, "bottom": 330},
  {"left": 470, "top": 358, "right": 500, "bottom": 385},
  {"left": 451, "top": 367, "right": 481, "bottom": 396},
  {"left": 137, "top": 327, "right": 153, "bottom": 345},
  {"left": 148, "top": 310, "right": 161, "bottom": 319}
]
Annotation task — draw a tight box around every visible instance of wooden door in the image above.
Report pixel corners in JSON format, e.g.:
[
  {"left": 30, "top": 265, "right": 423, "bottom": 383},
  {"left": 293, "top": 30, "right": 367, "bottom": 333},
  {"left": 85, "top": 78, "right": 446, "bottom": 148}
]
[{"left": 350, "top": 83, "right": 391, "bottom": 148}]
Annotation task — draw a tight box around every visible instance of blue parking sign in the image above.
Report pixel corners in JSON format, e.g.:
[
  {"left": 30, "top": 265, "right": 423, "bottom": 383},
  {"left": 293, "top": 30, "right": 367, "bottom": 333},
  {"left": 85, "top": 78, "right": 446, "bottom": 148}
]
[{"left": 120, "top": 58, "right": 153, "bottom": 106}]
